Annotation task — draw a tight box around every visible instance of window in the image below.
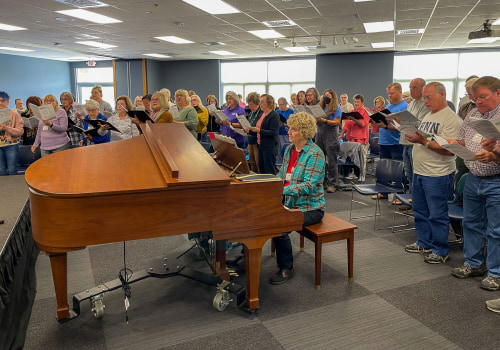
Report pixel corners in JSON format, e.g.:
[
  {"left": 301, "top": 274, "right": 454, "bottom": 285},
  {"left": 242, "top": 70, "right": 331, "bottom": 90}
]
[
  {"left": 75, "top": 67, "right": 114, "bottom": 104},
  {"left": 221, "top": 59, "right": 315, "bottom": 104}
]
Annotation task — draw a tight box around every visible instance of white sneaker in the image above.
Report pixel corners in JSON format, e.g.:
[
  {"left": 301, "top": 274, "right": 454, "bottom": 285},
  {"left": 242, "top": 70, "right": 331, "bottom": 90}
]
[{"left": 358, "top": 175, "right": 365, "bottom": 182}]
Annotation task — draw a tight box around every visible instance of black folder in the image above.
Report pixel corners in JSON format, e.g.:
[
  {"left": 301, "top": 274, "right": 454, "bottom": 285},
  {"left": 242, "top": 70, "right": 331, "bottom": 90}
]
[
  {"left": 73, "top": 126, "right": 100, "bottom": 137},
  {"left": 341, "top": 111, "right": 364, "bottom": 120},
  {"left": 84, "top": 118, "right": 121, "bottom": 133},
  {"left": 279, "top": 114, "right": 288, "bottom": 124},
  {"left": 127, "top": 110, "right": 154, "bottom": 123},
  {"left": 370, "top": 109, "right": 392, "bottom": 125}
]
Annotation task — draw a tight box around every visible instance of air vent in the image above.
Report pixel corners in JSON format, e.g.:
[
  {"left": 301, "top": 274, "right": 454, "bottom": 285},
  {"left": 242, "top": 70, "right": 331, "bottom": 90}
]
[
  {"left": 396, "top": 29, "right": 424, "bottom": 35},
  {"left": 53, "top": 0, "right": 108, "bottom": 8},
  {"left": 306, "top": 45, "right": 327, "bottom": 50},
  {"left": 201, "top": 42, "right": 226, "bottom": 46},
  {"left": 69, "top": 34, "right": 99, "bottom": 40},
  {"left": 263, "top": 20, "right": 297, "bottom": 28}
]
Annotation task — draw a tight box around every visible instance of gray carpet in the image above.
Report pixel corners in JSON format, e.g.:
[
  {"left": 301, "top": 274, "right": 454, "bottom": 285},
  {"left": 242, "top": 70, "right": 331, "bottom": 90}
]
[{"left": 19, "top": 173, "right": 500, "bottom": 350}]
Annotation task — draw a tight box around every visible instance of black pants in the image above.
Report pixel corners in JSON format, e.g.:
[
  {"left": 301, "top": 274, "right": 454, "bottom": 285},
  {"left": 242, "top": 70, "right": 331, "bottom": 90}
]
[{"left": 273, "top": 209, "right": 325, "bottom": 270}]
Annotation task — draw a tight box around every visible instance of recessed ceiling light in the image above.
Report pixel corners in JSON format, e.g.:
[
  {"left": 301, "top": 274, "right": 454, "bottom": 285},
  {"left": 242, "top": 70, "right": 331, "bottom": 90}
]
[
  {"left": 209, "top": 50, "right": 236, "bottom": 56},
  {"left": 56, "top": 17, "right": 75, "bottom": 22},
  {"left": 155, "top": 36, "right": 194, "bottom": 44},
  {"left": 182, "top": 0, "right": 240, "bottom": 15},
  {"left": 143, "top": 53, "right": 171, "bottom": 58},
  {"left": 363, "top": 21, "right": 394, "bottom": 33},
  {"left": 354, "top": 0, "right": 376, "bottom": 2},
  {"left": 0, "top": 23, "right": 27, "bottom": 31},
  {"left": 371, "top": 42, "right": 394, "bottom": 48},
  {"left": 56, "top": 9, "right": 121, "bottom": 24},
  {"left": 467, "top": 37, "right": 499, "bottom": 44},
  {"left": 76, "top": 41, "right": 117, "bottom": 49},
  {"left": 248, "top": 29, "right": 285, "bottom": 39},
  {"left": 262, "top": 20, "right": 296, "bottom": 28},
  {"left": 283, "top": 47, "right": 308, "bottom": 53},
  {"left": 492, "top": 17, "right": 500, "bottom": 26},
  {"left": 0, "top": 47, "right": 34, "bottom": 52}
]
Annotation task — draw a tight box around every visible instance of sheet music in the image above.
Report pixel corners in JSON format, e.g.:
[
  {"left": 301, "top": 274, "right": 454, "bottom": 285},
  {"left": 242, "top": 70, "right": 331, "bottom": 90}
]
[
  {"left": 441, "top": 143, "right": 476, "bottom": 161},
  {"left": 468, "top": 117, "right": 500, "bottom": 140},
  {"left": 292, "top": 105, "right": 306, "bottom": 113},
  {"left": 72, "top": 103, "right": 87, "bottom": 116},
  {"left": 169, "top": 105, "right": 180, "bottom": 120},
  {"left": 391, "top": 110, "right": 419, "bottom": 124},
  {"left": 214, "top": 110, "right": 229, "bottom": 122},
  {"left": 431, "top": 134, "right": 449, "bottom": 146},
  {"left": 29, "top": 103, "right": 57, "bottom": 121},
  {"left": 230, "top": 124, "right": 247, "bottom": 136},
  {"left": 307, "top": 105, "right": 326, "bottom": 118},
  {"left": 396, "top": 123, "right": 431, "bottom": 138},
  {"left": 207, "top": 104, "right": 217, "bottom": 115},
  {"left": 236, "top": 115, "right": 251, "bottom": 130},
  {"left": 0, "top": 108, "right": 12, "bottom": 124}
]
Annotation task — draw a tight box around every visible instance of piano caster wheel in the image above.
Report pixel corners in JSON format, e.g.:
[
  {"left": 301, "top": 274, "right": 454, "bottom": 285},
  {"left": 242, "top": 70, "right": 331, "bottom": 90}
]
[
  {"left": 213, "top": 290, "right": 231, "bottom": 312},
  {"left": 90, "top": 294, "right": 105, "bottom": 319}
]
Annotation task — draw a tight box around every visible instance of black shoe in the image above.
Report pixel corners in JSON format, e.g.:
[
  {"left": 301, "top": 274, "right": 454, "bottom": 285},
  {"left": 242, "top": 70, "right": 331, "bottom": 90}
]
[{"left": 269, "top": 268, "right": 295, "bottom": 285}]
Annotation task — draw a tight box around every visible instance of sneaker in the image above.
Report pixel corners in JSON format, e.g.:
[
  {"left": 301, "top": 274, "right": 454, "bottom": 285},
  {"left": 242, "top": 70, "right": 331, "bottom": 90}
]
[
  {"left": 486, "top": 298, "right": 500, "bottom": 313},
  {"left": 269, "top": 268, "right": 295, "bottom": 285},
  {"left": 424, "top": 253, "right": 449, "bottom": 264},
  {"left": 481, "top": 276, "right": 500, "bottom": 291},
  {"left": 405, "top": 242, "right": 431, "bottom": 254},
  {"left": 326, "top": 186, "right": 336, "bottom": 193},
  {"left": 451, "top": 264, "right": 487, "bottom": 279},
  {"left": 358, "top": 175, "right": 365, "bottom": 182}
]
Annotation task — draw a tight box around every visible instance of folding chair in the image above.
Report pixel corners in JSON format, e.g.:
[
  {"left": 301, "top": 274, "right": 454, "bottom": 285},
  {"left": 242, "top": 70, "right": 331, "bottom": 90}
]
[
  {"left": 448, "top": 173, "right": 468, "bottom": 244},
  {"left": 366, "top": 137, "right": 379, "bottom": 176},
  {"left": 350, "top": 159, "right": 405, "bottom": 229},
  {"left": 392, "top": 193, "right": 414, "bottom": 233}
]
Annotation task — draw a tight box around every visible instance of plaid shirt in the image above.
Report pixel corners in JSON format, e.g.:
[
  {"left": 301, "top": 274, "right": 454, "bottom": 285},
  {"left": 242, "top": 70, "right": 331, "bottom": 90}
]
[
  {"left": 459, "top": 103, "right": 500, "bottom": 176},
  {"left": 65, "top": 106, "right": 83, "bottom": 146},
  {"left": 279, "top": 139, "right": 326, "bottom": 212}
]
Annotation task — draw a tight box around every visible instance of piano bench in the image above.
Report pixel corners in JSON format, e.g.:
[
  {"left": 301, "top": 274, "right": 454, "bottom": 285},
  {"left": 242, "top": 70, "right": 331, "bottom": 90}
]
[{"left": 271, "top": 213, "right": 356, "bottom": 289}]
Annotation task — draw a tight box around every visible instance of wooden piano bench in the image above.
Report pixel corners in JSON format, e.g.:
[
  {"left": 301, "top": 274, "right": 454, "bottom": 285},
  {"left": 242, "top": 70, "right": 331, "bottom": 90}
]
[{"left": 271, "top": 213, "right": 356, "bottom": 289}]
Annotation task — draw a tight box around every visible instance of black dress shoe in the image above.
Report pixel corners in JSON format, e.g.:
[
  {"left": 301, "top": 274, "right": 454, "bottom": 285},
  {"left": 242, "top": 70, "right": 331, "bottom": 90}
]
[{"left": 269, "top": 268, "right": 295, "bottom": 285}]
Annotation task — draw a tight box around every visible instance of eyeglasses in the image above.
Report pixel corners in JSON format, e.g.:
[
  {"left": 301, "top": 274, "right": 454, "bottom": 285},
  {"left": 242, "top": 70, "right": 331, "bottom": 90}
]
[
  {"left": 151, "top": 98, "right": 160, "bottom": 101},
  {"left": 46, "top": 99, "right": 55, "bottom": 102},
  {"left": 471, "top": 93, "right": 493, "bottom": 103},
  {"left": 306, "top": 94, "right": 314, "bottom": 97},
  {"left": 423, "top": 94, "right": 436, "bottom": 101},
  {"left": 0, "top": 98, "right": 8, "bottom": 103}
]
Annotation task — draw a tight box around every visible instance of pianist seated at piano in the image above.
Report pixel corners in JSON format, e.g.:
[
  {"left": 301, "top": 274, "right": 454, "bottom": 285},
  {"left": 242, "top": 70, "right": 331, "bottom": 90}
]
[
  {"left": 31, "top": 94, "right": 71, "bottom": 157},
  {"left": 78, "top": 99, "right": 110, "bottom": 147},
  {"left": 102, "top": 95, "right": 140, "bottom": 142},
  {"left": 270, "top": 112, "right": 326, "bottom": 285}
]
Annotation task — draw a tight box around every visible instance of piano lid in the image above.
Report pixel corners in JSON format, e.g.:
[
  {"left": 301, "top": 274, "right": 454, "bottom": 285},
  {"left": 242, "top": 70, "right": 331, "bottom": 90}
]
[{"left": 25, "top": 123, "right": 231, "bottom": 197}]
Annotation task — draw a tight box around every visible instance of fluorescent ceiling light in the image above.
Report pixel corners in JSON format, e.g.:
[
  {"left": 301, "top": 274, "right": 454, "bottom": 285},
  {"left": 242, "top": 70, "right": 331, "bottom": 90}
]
[
  {"left": 209, "top": 50, "right": 236, "bottom": 56},
  {"left": 155, "top": 36, "right": 194, "bottom": 44},
  {"left": 0, "top": 23, "right": 27, "bottom": 31},
  {"left": 56, "top": 9, "right": 121, "bottom": 24},
  {"left": 143, "top": 53, "right": 171, "bottom": 58},
  {"left": 283, "top": 47, "right": 308, "bottom": 53},
  {"left": 363, "top": 21, "right": 394, "bottom": 33},
  {"left": 76, "top": 41, "right": 117, "bottom": 49},
  {"left": 182, "top": 0, "right": 240, "bottom": 15},
  {"left": 0, "top": 47, "right": 34, "bottom": 52},
  {"left": 371, "top": 42, "right": 394, "bottom": 48},
  {"left": 467, "top": 37, "right": 499, "bottom": 44},
  {"left": 354, "top": 0, "right": 376, "bottom": 2},
  {"left": 248, "top": 30, "right": 285, "bottom": 39},
  {"left": 493, "top": 17, "right": 500, "bottom": 26}
]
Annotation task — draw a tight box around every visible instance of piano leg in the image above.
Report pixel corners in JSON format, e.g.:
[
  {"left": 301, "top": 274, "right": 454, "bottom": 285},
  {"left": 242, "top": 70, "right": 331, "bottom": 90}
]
[{"left": 48, "top": 252, "right": 70, "bottom": 321}]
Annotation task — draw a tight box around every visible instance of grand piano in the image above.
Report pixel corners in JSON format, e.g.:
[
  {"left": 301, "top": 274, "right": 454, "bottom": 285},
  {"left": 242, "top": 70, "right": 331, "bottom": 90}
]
[{"left": 26, "top": 122, "right": 303, "bottom": 321}]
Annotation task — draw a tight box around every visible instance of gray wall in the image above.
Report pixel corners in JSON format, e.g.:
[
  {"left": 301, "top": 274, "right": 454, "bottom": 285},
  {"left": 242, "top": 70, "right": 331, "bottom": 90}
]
[
  {"left": 316, "top": 52, "right": 394, "bottom": 107},
  {"left": 115, "top": 59, "right": 144, "bottom": 100},
  {"left": 146, "top": 59, "right": 220, "bottom": 102}
]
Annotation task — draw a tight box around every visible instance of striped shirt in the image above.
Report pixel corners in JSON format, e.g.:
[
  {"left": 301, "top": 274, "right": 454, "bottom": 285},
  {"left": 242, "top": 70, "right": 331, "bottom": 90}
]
[
  {"left": 279, "top": 139, "right": 326, "bottom": 212},
  {"left": 458, "top": 103, "right": 500, "bottom": 176}
]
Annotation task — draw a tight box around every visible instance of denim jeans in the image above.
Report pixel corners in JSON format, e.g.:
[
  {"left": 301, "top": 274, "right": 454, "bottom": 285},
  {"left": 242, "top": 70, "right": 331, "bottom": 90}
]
[
  {"left": 273, "top": 209, "right": 324, "bottom": 270},
  {"left": 402, "top": 145, "right": 413, "bottom": 192},
  {"left": 412, "top": 172, "right": 455, "bottom": 256},
  {"left": 379, "top": 144, "right": 403, "bottom": 161},
  {"left": 463, "top": 174, "right": 500, "bottom": 277},
  {"left": 0, "top": 143, "right": 20, "bottom": 175}
]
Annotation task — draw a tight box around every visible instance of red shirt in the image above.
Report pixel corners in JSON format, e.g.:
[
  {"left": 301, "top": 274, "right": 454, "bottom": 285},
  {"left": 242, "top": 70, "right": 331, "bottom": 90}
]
[
  {"left": 342, "top": 106, "right": 370, "bottom": 144},
  {"left": 284, "top": 148, "right": 299, "bottom": 187}
]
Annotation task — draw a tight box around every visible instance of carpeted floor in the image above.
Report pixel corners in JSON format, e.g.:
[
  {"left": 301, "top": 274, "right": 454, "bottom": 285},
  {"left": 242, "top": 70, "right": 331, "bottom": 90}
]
[{"left": 18, "top": 173, "right": 500, "bottom": 350}]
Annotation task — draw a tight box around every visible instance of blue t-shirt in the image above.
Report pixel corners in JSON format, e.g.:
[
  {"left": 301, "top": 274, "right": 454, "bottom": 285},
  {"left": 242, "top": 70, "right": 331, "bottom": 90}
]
[
  {"left": 379, "top": 100, "right": 408, "bottom": 145},
  {"left": 277, "top": 108, "right": 294, "bottom": 135}
]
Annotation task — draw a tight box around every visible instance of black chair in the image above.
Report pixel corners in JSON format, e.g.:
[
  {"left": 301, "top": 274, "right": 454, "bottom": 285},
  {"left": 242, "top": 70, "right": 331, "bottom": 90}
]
[
  {"left": 366, "top": 137, "right": 379, "bottom": 176},
  {"left": 350, "top": 159, "right": 405, "bottom": 229},
  {"left": 448, "top": 173, "right": 468, "bottom": 244},
  {"left": 392, "top": 193, "right": 414, "bottom": 233},
  {"left": 17, "top": 145, "right": 41, "bottom": 174}
]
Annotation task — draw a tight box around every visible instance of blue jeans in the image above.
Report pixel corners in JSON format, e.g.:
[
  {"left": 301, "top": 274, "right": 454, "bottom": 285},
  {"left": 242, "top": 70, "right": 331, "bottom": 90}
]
[
  {"left": 463, "top": 174, "right": 500, "bottom": 277},
  {"left": 379, "top": 144, "right": 403, "bottom": 161},
  {"left": 273, "top": 209, "right": 324, "bottom": 270},
  {"left": 412, "top": 172, "right": 455, "bottom": 256},
  {"left": 0, "top": 143, "right": 20, "bottom": 175},
  {"left": 402, "top": 145, "right": 413, "bottom": 192}
]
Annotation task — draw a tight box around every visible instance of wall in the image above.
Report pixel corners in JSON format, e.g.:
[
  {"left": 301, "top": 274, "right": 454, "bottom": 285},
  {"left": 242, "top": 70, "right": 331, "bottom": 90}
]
[
  {"left": 146, "top": 59, "right": 220, "bottom": 101},
  {"left": 0, "top": 54, "right": 71, "bottom": 109},
  {"left": 316, "top": 52, "right": 394, "bottom": 107},
  {"left": 114, "top": 59, "right": 144, "bottom": 100}
]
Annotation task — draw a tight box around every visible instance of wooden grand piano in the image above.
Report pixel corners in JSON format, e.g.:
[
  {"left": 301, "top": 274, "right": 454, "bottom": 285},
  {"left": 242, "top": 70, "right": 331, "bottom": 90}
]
[{"left": 26, "top": 122, "right": 303, "bottom": 321}]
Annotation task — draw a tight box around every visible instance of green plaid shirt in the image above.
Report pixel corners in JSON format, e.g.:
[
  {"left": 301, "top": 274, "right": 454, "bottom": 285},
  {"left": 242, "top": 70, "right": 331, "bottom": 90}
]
[{"left": 279, "top": 139, "right": 326, "bottom": 212}]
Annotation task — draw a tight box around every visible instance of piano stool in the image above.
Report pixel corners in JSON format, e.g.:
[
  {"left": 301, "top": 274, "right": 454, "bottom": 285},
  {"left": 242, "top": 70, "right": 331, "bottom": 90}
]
[{"left": 271, "top": 213, "right": 356, "bottom": 289}]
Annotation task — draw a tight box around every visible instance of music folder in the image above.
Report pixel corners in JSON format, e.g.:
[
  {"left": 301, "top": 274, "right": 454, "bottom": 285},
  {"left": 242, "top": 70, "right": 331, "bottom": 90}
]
[
  {"left": 341, "top": 111, "right": 364, "bottom": 120},
  {"left": 84, "top": 118, "right": 122, "bottom": 133},
  {"left": 127, "top": 110, "right": 154, "bottom": 123},
  {"left": 72, "top": 125, "right": 100, "bottom": 137},
  {"left": 370, "top": 109, "right": 392, "bottom": 125}
]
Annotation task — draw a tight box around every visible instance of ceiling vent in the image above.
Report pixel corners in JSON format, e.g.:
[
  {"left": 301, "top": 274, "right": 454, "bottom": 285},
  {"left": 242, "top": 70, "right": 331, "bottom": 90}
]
[
  {"left": 263, "top": 20, "right": 297, "bottom": 28},
  {"left": 201, "top": 42, "right": 226, "bottom": 46},
  {"left": 53, "top": 0, "right": 108, "bottom": 8},
  {"left": 396, "top": 29, "right": 424, "bottom": 35}
]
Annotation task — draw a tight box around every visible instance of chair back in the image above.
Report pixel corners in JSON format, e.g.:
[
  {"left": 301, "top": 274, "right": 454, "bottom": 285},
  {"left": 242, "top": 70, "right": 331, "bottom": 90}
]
[
  {"left": 375, "top": 159, "right": 405, "bottom": 191},
  {"left": 369, "top": 137, "right": 380, "bottom": 155},
  {"left": 451, "top": 173, "right": 469, "bottom": 205},
  {"left": 281, "top": 142, "right": 291, "bottom": 158}
]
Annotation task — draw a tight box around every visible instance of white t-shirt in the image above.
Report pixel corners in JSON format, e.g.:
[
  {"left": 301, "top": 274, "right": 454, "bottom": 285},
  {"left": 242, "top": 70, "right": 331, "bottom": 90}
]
[{"left": 412, "top": 106, "right": 462, "bottom": 177}]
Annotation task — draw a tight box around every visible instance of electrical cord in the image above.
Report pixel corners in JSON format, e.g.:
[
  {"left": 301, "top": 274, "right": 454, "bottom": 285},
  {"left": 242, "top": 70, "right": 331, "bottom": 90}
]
[{"left": 119, "top": 241, "right": 133, "bottom": 323}]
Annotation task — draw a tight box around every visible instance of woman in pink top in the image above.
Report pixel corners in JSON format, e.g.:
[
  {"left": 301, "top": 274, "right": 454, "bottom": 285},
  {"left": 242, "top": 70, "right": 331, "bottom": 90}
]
[{"left": 0, "top": 91, "right": 24, "bottom": 175}]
